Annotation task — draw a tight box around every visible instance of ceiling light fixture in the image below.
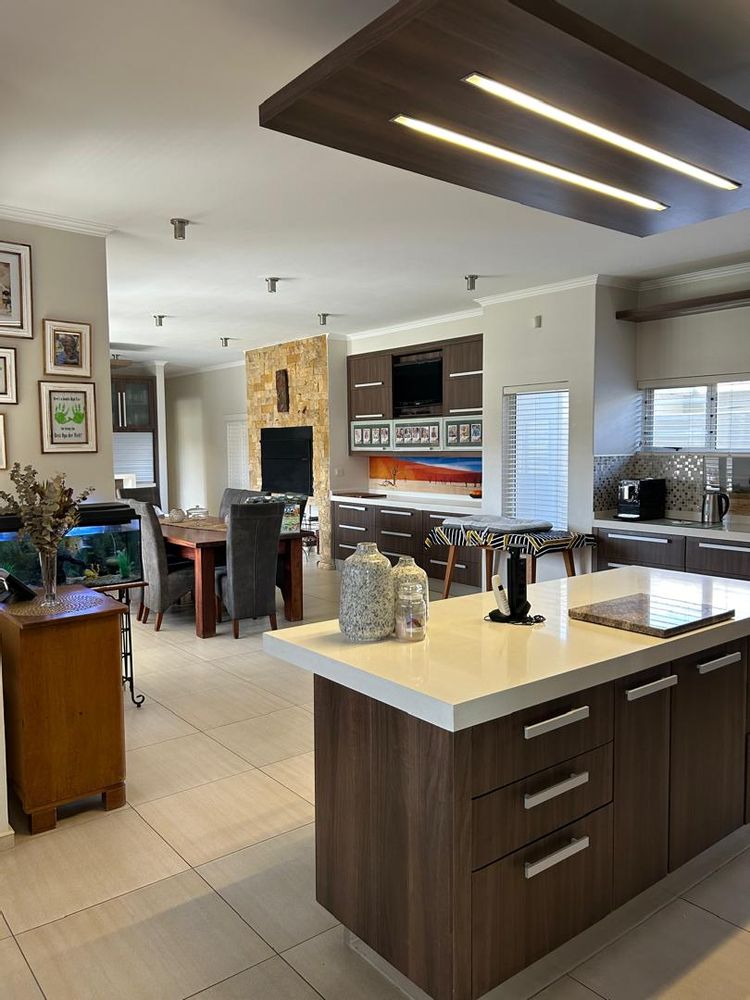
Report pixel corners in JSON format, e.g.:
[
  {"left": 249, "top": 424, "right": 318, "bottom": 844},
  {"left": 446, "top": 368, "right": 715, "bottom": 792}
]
[
  {"left": 153, "top": 314, "right": 165, "bottom": 327},
  {"left": 170, "top": 217, "right": 189, "bottom": 239},
  {"left": 220, "top": 337, "right": 230, "bottom": 347},
  {"left": 318, "top": 313, "right": 330, "bottom": 326},
  {"left": 266, "top": 277, "right": 280, "bottom": 293},
  {"left": 394, "top": 116, "right": 668, "bottom": 211},
  {"left": 464, "top": 74, "right": 739, "bottom": 192},
  {"left": 465, "top": 274, "right": 478, "bottom": 291}
]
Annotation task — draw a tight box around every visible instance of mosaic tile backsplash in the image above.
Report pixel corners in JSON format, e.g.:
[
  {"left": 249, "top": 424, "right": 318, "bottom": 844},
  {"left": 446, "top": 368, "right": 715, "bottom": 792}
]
[{"left": 593, "top": 453, "right": 728, "bottom": 513}]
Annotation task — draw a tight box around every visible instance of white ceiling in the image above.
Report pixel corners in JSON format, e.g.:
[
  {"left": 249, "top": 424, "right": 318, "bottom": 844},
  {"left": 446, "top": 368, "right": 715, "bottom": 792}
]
[{"left": 2, "top": 0, "right": 750, "bottom": 373}]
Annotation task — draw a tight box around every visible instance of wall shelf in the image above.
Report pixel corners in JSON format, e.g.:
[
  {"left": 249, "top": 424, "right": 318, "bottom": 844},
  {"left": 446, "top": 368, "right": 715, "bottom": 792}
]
[{"left": 616, "top": 288, "right": 750, "bottom": 323}]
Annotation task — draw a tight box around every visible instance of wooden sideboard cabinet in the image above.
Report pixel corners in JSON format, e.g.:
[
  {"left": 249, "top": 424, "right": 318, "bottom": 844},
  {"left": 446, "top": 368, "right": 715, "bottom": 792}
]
[{"left": 0, "top": 587, "right": 127, "bottom": 833}]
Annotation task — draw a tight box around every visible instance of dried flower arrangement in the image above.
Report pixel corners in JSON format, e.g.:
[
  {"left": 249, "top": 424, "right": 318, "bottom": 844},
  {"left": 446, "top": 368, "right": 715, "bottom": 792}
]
[{"left": 0, "top": 463, "right": 93, "bottom": 557}]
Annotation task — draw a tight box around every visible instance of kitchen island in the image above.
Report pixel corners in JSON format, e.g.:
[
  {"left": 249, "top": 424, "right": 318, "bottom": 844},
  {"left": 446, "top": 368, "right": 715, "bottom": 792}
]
[{"left": 264, "top": 567, "right": 750, "bottom": 1000}]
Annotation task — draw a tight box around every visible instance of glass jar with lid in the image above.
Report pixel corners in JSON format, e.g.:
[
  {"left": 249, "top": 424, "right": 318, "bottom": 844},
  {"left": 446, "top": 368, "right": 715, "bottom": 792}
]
[{"left": 394, "top": 582, "right": 427, "bottom": 643}]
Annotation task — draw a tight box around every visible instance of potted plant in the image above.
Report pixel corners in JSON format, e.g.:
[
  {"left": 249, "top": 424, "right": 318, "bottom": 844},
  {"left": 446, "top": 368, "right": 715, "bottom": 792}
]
[{"left": 0, "top": 463, "right": 92, "bottom": 607}]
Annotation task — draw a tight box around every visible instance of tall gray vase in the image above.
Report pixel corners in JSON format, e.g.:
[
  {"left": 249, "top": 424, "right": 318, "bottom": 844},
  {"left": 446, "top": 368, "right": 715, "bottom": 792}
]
[{"left": 339, "top": 542, "right": 394, "bottom": 642}]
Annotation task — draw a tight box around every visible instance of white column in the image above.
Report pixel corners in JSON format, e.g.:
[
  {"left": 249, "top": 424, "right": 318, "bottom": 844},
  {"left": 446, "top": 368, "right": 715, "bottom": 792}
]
[{"left": 152, "top": 361, "right": 169, "bottom": 510}]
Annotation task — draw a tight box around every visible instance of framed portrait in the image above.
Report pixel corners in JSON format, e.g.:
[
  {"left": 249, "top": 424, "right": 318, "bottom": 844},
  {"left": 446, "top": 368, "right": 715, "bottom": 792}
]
[
  {"left": 395, "top": 426, "right": 404, "bottom": 443},
  {"left": 459, "top": 423, "right": 470, "bottom": 443},
  {"left": 447, "top": 424, "right": 458, "bottom": 444},
  {"left": 44, "top": 319, "right": 92, "bottom": 378},
  {"left": 0, "top": 415, "right": 6, "bottom": 470},
  {"left": 39, "top": 381, "right": 98, "bottom": 453},
  {"left": 372, "top": 427, "right": 381, "bottom": 445},
  {"left": 420, "top": 426, "right": 429, "bottom": 443},
  {"left": 354, "top": 426, "right": 362, "bottom": 445},
  {"left": 381, "top": 426, "right": 390, "bottom": 446},
  {"left": 0, "top": 348, "right": 18, "bottom": 404},
  {"left": 0, "top": 242, "right": 32, "bottom": 338},
  {"left": 362, "top": 427, "right": 371, "bottom": 445},
  {"left": 429, "top": 424, "right": 439, "bottom": 443},
  {"left": 470, "top": 422, "right": 482, "bottom": 444}
]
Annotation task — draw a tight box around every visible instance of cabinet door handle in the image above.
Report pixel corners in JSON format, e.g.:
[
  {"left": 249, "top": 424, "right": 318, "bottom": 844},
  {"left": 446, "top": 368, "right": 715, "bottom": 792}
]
[
  {"left": 121, "top": 392, "right": 128, "bottom": 428},
  {"left": 428, "top": 514, "right": 447, "bottom": 520},
  {"left": 353, "top": 381, "right": 384, "bottom": 388},
  {"left": 524, "top": 771, "right": 590, "bottom": 810},
  {"left": 697, "top": 651, "right": 742, "bottom": 675},
  {"left": 626, "top": 674, "right": 678, "bottom": 701},
  {"left": 430, "top": 558, "right": 467, "bottom": 570},
  {"left": 607, "top": 533, "right": 669, "bottom": 544},
  {"left": 117, "top": 393, "right": 123, "bottom": 427},
  {"left": 354, "top": 413, "right": 384, "bottom": 419},
  {"left": 339, "top": 544, "right": 357, "bottom": 551},
  {"left": 382, "top": 550, "right": 405, "bottom": 558},
  {"left": 698, "top": 542, "right": 750, "bottom": 554},
  {"left": 339, "top": 524, "right": 367, "bottom": 532},
  {"left": 381, "top": 510, "right": 412, "bottom": 517},
  {"left": 524, "top": 705, "right": 590, "bottom": 740},
  {"left": 339, "top": 504, "right": 366, "bottom": 512},
  {"left": 449, "top": 407, "right": 481, "bottom": 414},
  {"left": 448, "top": 370, "right": 483, "bottom": 378},
  {"left": 381, "top": 530, "right": 412, "bottom": 538},
  {"left": 607, "top": 562, "right": 629, "bottom": 568},
  {"left": 524, "top": 836, "right": 590, "bottom": 879}
]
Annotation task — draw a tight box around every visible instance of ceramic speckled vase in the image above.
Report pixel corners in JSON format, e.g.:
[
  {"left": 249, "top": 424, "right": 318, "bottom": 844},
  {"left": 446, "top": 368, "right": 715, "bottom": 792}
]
[
  {"left": 391, "top": 556, "right": 429, "bottom": 619},
  {"left": 339, "top": 542, "right": 394, "bottom": 642}
]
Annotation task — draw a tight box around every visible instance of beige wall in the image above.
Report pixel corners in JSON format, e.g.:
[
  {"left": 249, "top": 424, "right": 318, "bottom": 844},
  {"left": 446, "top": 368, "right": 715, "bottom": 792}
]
[
  {"left": 166, "top": 363, "right": 247, "bottom": 513},
  {"left": 327, "top": 337, "right": 369, "bottom": 495},
  {"left": 0, "top": 220, "right": 113, "bottom": 498}
]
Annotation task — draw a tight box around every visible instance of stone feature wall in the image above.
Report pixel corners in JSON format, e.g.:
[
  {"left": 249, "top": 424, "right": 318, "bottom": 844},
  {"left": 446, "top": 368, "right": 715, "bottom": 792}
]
[{"left": 246, "top": 335, "right": 333, "bottom": 568}]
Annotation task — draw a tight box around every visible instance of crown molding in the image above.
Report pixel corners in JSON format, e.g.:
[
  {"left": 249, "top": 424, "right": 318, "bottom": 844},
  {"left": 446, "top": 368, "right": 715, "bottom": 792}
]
[
  {"left": 474, "top": 273, "right": 639, "bottom": 307},
  {"left": 346, "top": 307, "right": 483, "bottom": 341},
  {"left": 0, "top": 204, "right": 114, "bottom": 237},
  {"left": 639, "top": 260, "right": 750, "bottom": 291}
]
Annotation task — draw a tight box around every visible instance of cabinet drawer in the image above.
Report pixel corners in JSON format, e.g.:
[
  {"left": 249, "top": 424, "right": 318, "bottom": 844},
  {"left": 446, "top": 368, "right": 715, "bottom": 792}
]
[
  {"left": 472, "top": 804, "right": 613, "bottom": 994},
  {"left": 376, "top": 506, "right": 419, "bottom": 532},
  {"left": 471, "top": 683, "right": 614, "bottom": 796},
  {"left": 597, "top": 529, "right": 685, "bottom": 569},
  {"left": 472, "top": 744, "right": 613, "bottom": 869},
  {"left": 422, "top": 553, "right": 481, "bottom": 587},
  {"left": 350, "top": 385, "right": 391, "bottom": 421},
  {"left": 686, "top": 536, "right": 750, "bottom": 579},
  {"left": 378, "top": 534, "right": 419, "bottom": 565},
  {"left": 332, "top": 502, "right": 370, "bottom": 530}
]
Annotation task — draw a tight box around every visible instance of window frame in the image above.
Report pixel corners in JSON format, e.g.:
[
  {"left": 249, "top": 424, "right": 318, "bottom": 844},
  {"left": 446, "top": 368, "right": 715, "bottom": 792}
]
[{"left": 642, "top": 380, "right": 750, "bottom": 454}]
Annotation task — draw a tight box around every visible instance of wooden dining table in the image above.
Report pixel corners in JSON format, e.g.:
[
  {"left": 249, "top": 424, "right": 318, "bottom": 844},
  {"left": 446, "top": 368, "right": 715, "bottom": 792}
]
[{"left": 160, "top": 519, "right": 304, "bottom": 638}]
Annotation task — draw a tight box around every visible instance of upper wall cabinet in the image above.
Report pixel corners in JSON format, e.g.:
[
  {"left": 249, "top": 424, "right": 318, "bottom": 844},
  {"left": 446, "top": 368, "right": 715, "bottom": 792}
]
[
  {"left": 443, "top": 339, "right": 483, "bottom": 416},
  {"left": 112, "top": 376, "right": 156, "bottom": 432},
  {"left": 348, "top": 354, "right": 392, "bottom": 421}
]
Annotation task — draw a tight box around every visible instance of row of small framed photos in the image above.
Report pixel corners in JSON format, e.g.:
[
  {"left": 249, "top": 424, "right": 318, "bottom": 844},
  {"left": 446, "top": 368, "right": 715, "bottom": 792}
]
[{"left": 351, "top": 416, "right": 483, "bottom": 452}]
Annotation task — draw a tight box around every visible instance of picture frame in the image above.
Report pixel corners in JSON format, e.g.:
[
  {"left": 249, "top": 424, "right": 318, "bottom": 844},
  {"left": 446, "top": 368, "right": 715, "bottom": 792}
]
[
  {"left": 354, "top": 426, "right": 362, "bottom": 445},
  {"left": 362, "top": 427, "right": 371, "bottom": 445},
  {"left": 44, "top": 319, "right": 92, "bottom": 378},
  {"left": 429, "top": 424, "right": 439, "bottom": 443},
  {"left": 381, "top": 426, "right": 390, "bottom": 446},
  {"left": 447, "top": 424, "right": 458, "bottom": 444},
  {"left": 39, "top": 381, "right": 98, "bottom": 453},
  {"left": 0, "top": 415, "right": 6, "bottom": 470},
  {"left": 372, "top": 427, "right": 381, "bottom": 445},
  {"left": 0, "top": 242, "right": 32, "bottom": 339},
  {"left": 470, "top": 422, "right": 482, "bottom": 444},
  {"left": 0, "top": 348, "right": 18, "bottom": 404},
  {"left": 459, "top": 423, "right": 470, "bottom": 443}
]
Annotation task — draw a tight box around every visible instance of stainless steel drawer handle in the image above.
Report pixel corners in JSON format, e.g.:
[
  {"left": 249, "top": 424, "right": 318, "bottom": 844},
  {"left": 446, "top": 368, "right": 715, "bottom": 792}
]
[
  {"left": 697, "top": 542, "right": 750, "bottom": 554},
  {"left": 381, "top": 510, "right": 412, "bottom": 517},
  {"left": 524, "top": 705, "right": 590, "bottom": 740},
  {"left": 448, "top": 370, "right": 483, "bottom": 378},
  {"left": 626, "top": 674, "right": 678, "bottom": 701},
  {"left": 339, "top": 524, "right": 367, "bottom": 532},
  {"left": 697, "top": 651, "right": 742, "bottom": 675},
  {"left": 381, "top": 530, "right": 412, "bottom": 538},
  {"left": 430, "top": 559, "right": 467, "bottom": 570},
  {"left": 354, "top": 413, "right": 384, "bottom": 419},
  {"left": 607, "top": 563, "right": 629, "bottom": 568},
  {"left": 429, "top": 514, "right": 447, "bottom": 520},
  {"left": 339, "top": 504, "right": 366, "bottom": 512},
  {"left": 339, "top": 544, "right": 357, "bottom": 551},
  {"left": 353, "top": 381, "right": 384, "bottom": 388},
  {"left": 523, "top": 771, "right": 589, "bottom": 810},
  {"left": 382, "top": 551, "right": 406, "bottom": 558},
  {"left": 607, "top": 533, "right": 669, "bottom": 544},
  {"left": 524, "top": 836, "right": 590, "bottom": 879},
  {"left": 449, "top": 407, "right": 481, "bottom": 414}
]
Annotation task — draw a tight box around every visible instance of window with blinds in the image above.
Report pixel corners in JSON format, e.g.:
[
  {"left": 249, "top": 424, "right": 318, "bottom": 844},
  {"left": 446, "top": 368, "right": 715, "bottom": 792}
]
[
  {"left": 112, "top": 432, "right": 155, "bottom": 485},
  {"left": 502, "top": 386, "right": 569, "bottom": 529},
  {"left": 226, "top": 418, "right": 250, "bottom": 488},
  {"left": 643, "top": 380, "right": 750, "bottom": 452}
]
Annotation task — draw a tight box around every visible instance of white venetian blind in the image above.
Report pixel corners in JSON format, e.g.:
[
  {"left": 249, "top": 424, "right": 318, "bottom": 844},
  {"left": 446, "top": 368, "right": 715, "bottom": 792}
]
[
  {"left": 716, "top": 382, "right": 750, "bottom": 451},
  {"left": 226, "top": 418, "right": 250, "bottom": 488},
  {"left": 503, "top": 386, "right": 569, "bottom": 529},
  {"left": 644, "top": 385, "right": 709, "bottom": 449},
  {"left": 112, "top": 432, "right": 155, "bottom": 485}
]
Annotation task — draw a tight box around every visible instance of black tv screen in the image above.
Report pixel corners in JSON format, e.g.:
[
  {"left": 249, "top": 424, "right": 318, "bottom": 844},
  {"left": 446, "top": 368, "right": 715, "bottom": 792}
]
[{"left": 393, "top": 358, "right": 442, "bottom": 411}]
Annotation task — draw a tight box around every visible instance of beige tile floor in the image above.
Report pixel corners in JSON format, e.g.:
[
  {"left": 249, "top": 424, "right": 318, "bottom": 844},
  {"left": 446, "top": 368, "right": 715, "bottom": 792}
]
[{"left": 1, "top": 560, "right": 750, "bottom": 999}]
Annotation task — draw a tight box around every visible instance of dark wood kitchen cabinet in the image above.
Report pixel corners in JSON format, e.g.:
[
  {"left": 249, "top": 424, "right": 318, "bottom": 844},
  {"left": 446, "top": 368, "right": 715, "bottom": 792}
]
[
  {"left": 669, "top": 640, "right": 747, "bottom": 870},
  {"left": 330, "top": 500, "right": 375, "bottom": 562},
  {"left": 443, "top": 338, "right": 483, "bottom": 416},
  {"left": 347, "top": 354, "right": 392, "bottom": 421},
  {"left": 594, "top": 527, "right": 685, "bottom": 571},
  {"left": 111, "top": 376, "right": 157, "bottom": 432},
  {"left": 685, "top": 535, "right": 750, "bottom": 579}
]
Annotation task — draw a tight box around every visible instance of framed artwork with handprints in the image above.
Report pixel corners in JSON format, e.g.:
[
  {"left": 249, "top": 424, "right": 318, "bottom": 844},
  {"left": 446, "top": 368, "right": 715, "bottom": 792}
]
[
  {"left": 39, "top": 381, "right": 98, "bottom": 453},
  {"left": 44, "top": 319, "right": 92, "bottom": 378},
  {"left": 0, "top": 241, "right": 32, "bottom": 338},
  {"left": 0, "top": 348, "right": 18, "bottom": 404}
]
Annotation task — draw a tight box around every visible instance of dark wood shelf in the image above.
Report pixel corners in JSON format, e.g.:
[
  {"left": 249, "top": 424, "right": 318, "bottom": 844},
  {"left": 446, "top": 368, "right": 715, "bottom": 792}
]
[{"left": 616, "top": 288, "right": 750, "bottom": 323}]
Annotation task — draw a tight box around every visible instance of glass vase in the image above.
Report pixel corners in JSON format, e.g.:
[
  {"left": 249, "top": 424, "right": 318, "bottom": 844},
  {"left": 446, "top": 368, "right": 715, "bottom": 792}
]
[{"left": 38, "top": 550, "right": 59, "bottom": 608}]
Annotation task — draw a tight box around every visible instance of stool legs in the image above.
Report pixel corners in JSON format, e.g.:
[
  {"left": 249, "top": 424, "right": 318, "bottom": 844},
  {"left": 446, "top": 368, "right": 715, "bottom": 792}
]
[
  {"left": 525, "top": 556, "right": 537, "bottom": 584},
  {"left": 563, "top": 549, "right": 576, "bottom": 577},
  {"left": 443, "top": 545, "right": 458, "bottom": 599}
]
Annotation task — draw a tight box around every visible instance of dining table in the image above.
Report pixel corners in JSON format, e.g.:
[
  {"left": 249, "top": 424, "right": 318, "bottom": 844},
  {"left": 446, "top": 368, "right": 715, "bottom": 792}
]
[{"left": 159, "top": 517, "right": 304, "bottom": 638}]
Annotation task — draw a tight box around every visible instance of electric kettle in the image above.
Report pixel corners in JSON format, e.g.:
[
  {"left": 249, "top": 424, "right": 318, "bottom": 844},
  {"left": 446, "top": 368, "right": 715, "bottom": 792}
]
[{"left": 701, "top": 491, "right": 730, "bottom": 524}]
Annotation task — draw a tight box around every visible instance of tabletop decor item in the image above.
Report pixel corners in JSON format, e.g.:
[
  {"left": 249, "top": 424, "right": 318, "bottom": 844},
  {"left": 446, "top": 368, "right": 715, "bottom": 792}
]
[
  {"left": 43, "top": 319, "right": 92, "bottom": 378},
  {"left": 391, "top": 554, "right": 429, "bottom": 619},
  {"left": 339, "top": 541, "right": 394, "bottom": 642},
  {"left": 39, "top": 381, "right": 98, "bottom": 453},
  {"left": 394, "top": 582, "right": 427, "bottom": 642},
  {"left": 0, "top": 463, "right": 93, "bottom": 607}
]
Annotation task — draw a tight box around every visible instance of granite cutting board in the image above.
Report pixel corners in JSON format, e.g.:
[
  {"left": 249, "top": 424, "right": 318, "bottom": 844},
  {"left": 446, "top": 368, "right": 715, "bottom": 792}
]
[{"left": 568, "top": 593, "right": 735, "bottom": 638}]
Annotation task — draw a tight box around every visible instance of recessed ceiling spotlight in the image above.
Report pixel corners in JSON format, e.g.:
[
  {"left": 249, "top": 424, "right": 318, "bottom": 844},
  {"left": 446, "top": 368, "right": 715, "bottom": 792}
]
[
  {"left": 318, "top": 313, "right": 330, "bottom": 326},
  {"left": 464, "top": 74, "right": 740, "bottom": 191},
  {"left": 170, "top": 217, "right": 189, "bottom": 240},
  {"left": 465, "top": 274, "right": 478, "bottom": 291},
  {"left": 266, "top": 277, "right": 280, "bottom": 293},
  {"left": 393, "top": 115, "right": 669, "bottom": 211},
  {"left": 153, "top": 314, "right": 165, "bottom": 327},
  {"left": 220, "top": 337, "right": 230, "bottom": 347}
]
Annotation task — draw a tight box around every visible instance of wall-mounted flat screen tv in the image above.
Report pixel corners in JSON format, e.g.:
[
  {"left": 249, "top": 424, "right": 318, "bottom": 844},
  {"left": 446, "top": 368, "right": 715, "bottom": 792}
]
[{"left": 393, "top": 353, "right": 442, "bottom": 416}]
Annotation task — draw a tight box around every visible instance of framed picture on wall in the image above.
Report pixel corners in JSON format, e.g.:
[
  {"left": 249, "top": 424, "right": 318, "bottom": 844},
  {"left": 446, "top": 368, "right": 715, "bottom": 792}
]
[
  {"left": 0, "top": 415, "right": 6, "bottom": 470},
  {"left": 39, "top": 381, "right": 98, "bottom": 453},
  {"left": 0, "top": 348, "right": 18, "bottom": 404},
  {"left": 0, "top": 241, "right": 32, "bottom": 339},
  {"left": 43, "top": 320, "right": 92, "bottom": 378}
]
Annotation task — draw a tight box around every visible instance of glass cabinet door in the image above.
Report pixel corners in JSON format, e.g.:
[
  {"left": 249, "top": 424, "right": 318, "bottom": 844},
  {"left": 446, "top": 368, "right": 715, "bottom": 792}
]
[{"left": 119, "top": 380, "right": 153, "bottom": 429}]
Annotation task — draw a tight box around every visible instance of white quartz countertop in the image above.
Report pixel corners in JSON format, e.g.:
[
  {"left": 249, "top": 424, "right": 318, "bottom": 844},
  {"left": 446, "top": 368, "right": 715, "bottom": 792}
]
[
  {"left": 331, "top": 492, "right": 482, "bottom": 515},
  {"left": 593, "top": 513, "right": 750, "bottom": 543},
  {"left": 264, "top": 567, "right": 750, "bottom": 731}
]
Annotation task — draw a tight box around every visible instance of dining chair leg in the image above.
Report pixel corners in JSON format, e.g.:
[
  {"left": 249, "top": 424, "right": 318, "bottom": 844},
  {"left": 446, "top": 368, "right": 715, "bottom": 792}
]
[
  {"left": 137, "top": 602, "right": 144, "bottom": 622},
  {"left": 215, "top": 596, "right": 222, "bottom": 623},
  {"left": 155, "top": 612, "right": 163, "bottom": 632},
  {"left": 562, "top": 549, "right": 576, "bottom": 577},
  {"left": 232, "top": 619, "right": 240, "bottom": 639},
  {"left": 269, "top": 612, "right": 278, "bottom": 631},
  {"left": 142, "top": 607, "right": 150, "bottom": 625}
]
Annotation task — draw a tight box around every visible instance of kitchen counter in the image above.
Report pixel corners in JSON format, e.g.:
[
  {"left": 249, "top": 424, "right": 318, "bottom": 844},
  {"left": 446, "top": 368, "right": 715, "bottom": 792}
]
[
  {"left": 264, "top": 566, "right": 750, "bottom": 731},
  {"left": 593, "top": 511, "right": 750, "bottom": 542},
  {"left": 331, "top": 491, "right": 482, "bottom": 515}
]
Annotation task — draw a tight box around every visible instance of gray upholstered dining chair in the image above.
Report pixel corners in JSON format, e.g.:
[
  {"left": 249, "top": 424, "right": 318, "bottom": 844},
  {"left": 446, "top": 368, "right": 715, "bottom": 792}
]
[
  {"left": 215, "top": 502, "right": 284, "bottom": 638},
  {"left": 128, "top": 500, "right": 194, "bottom": 631},
  {"left": 119, "top": 486, "right": 162, "bottom": 509},
  {"left": 218, "top": 488, "right": 264, "bottom": 520}
]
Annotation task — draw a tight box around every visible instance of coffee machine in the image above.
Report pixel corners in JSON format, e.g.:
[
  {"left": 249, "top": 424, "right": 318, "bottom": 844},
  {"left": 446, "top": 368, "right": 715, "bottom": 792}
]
[{"left": 617, "top": 478, "right": 666, "bottom": 520}]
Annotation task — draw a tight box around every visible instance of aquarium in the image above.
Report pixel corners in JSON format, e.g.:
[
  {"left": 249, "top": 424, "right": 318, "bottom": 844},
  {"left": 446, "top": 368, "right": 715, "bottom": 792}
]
[{"left": 0, "top": 502, "right": 143, "bottom": 588}]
